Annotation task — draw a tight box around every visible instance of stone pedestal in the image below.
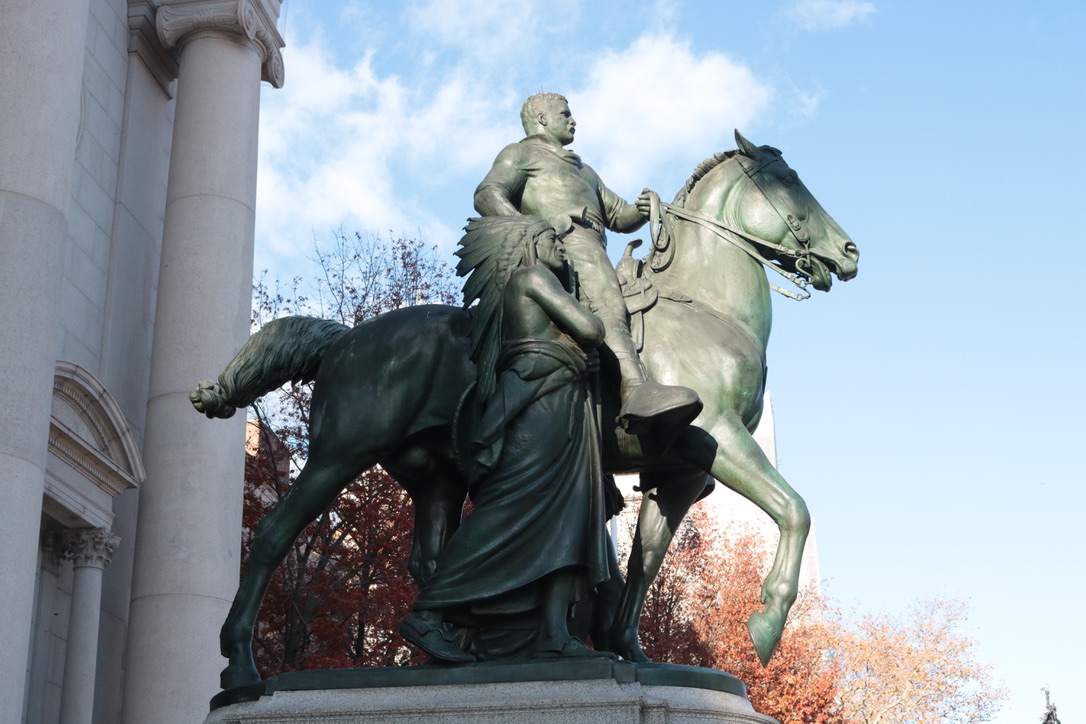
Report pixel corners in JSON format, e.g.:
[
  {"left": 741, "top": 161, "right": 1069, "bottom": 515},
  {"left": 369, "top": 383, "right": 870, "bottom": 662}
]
[{"left": 204, "top": 661, "right": 778, "bottom": 724}]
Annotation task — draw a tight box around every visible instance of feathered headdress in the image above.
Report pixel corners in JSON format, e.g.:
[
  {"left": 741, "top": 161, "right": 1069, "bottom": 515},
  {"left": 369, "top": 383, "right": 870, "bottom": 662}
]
[{"left": 456, "top": 216, "right": 552, "bottom": 400}]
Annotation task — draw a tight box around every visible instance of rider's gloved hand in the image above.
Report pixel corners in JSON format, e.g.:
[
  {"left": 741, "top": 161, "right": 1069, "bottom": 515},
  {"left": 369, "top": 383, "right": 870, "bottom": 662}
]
[{"left": 635, "top": 189, "right": 655, "bottom": 220}]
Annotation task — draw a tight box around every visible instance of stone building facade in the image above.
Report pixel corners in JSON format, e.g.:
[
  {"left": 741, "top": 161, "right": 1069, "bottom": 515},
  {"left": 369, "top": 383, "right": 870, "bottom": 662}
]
[{"left": 0, "top": 2, "right": 283, "bottom": 723}]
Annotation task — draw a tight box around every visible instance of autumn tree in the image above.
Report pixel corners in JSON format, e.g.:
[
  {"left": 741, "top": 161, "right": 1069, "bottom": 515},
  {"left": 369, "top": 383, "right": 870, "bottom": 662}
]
[
  {"left": 831, "top": 598, "right": 1009, "bottom": 724},
  {"left": 626, "top": 502, "right": 1008, "bottom": 724},
  {"left": 614, "top": 501, "right": 843, "bottom": 723},
  {"left": 243, "top": 231, "right": 458, "bottom": 677},
  {"left": 633, "top": 511, "right": 712, "bottom": 665},
  {"left": 686, "top": 513, "right": 843, "bottom": 724}
]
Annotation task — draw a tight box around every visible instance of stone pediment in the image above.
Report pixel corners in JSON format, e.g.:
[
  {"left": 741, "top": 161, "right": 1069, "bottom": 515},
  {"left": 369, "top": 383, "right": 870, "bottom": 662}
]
[{"left": 46, "top": 362, "right": 144, "bottom": 528}]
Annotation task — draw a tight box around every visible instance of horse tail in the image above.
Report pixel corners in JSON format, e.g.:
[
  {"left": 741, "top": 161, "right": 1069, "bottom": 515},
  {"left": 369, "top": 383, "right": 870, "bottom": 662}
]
[{"left": 189, "top": 316, "right": 350, "bottom": 419}]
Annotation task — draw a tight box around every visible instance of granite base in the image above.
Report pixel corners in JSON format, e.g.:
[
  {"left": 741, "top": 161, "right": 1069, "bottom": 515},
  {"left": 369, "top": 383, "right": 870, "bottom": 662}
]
[{"left": 205, "top": 660, "right": 778, "bottom": 724}]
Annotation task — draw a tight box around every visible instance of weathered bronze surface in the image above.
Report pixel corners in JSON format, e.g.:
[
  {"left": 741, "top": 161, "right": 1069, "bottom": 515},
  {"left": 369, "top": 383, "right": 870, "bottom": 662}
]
[
  {"left": 209, "top": 659, "right": 747, "bottom": 711},
  {"left": 476, "top": 93, "right": 702, "bottom": 436},
  {"left": 192, "top": 119, "right": 858, "bottom": 690},
  {"left": 398, "top": 216, "right": 611, "bottom": 663}
]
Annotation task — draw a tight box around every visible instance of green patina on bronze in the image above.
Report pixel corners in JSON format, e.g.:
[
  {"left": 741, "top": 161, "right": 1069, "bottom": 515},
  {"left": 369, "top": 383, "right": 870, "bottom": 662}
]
[
  {"left": 209, "top": 659, "right": 748, "bottom": 711},
  {"left": 398, "top": 215, "right": 613, "bottom": 664},
  {"left": 475, "top": 93, "right": 702, "bottom": 435},
  {"left": 192, "top": 111, "right": 858, "bottom": 691}
]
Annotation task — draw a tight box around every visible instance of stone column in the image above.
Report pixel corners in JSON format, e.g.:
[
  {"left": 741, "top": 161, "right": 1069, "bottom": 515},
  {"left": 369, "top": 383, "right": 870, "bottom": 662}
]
[
  {"left": 0, "top": 1, "right": 91, "bottom": 719},
  {"left": 59, "top": 529, "right": 121, "bottom": 724},
  {"left": 121, "top": 3, "right": 282, "bottom": 723}
]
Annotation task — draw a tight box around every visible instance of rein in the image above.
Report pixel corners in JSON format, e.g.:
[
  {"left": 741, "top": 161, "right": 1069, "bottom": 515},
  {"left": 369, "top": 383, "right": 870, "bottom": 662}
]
[{"left": 645, "top": 185, "right": 812, "bottom": 302}]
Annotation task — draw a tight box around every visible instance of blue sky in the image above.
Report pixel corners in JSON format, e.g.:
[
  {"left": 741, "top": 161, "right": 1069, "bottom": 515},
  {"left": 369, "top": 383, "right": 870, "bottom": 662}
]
[{"left": 252, "top": 2, "right": 1085, "bottom": 721}]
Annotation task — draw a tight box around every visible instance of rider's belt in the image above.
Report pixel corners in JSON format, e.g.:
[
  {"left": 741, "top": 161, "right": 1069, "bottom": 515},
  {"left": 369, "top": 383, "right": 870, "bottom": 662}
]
[
  {"left": 579, "top": 217, "right": 605, "bottom": 235},
  {"left": 560, "top": 207, "right": 605, "bottom": 236}
]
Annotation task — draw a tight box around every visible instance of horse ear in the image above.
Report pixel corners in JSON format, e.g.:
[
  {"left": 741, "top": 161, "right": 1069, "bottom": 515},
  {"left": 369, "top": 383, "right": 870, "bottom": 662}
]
[{"left": 735, "top": 129, "right": 759, "bottom": 158}]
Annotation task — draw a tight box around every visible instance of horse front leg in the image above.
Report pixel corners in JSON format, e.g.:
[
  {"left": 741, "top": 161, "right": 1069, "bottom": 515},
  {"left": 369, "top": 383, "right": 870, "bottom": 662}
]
[
  {"left": 220, "top": 453, "right": 372, "bottom": 690},
  {"left": 609, "top": 468, "right": 710, "bottom": 662},
  {"left": 675, "top": 415, "right": 810, "bottom": 666}
]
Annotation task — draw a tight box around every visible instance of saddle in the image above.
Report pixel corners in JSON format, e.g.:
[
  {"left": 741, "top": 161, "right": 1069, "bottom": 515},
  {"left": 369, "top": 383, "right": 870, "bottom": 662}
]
[{"left": 616, "top": 239, "right": 690, "bottom": 351}]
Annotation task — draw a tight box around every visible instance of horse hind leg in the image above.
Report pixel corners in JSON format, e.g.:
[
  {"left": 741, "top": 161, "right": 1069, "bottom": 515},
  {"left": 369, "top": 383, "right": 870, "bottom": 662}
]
[
  {"left": 608, "top": 468, "right": 711, "bottom": 663},
  {"left": 675, "top": 414, "right": 810, "bottom": 666},
  {"left": 219, "top": 450, "right": 376, "bottom": 690},
  {"left": 383, "top": 434, "right": 468, "bottom": 586}
]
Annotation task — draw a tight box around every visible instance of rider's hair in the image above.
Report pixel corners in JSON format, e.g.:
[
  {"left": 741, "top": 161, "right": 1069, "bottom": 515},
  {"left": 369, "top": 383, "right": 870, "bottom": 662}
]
[{"left": 520, "top": 93, "right": 568, "bottom": 135}]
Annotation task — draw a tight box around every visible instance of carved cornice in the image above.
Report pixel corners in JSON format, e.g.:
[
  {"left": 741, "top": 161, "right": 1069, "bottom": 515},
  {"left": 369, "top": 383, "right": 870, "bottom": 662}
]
[
  {"left": 48, "top": 424, "right": 139, "bottom": 497},
  {"left": 129, "top": 1, "right": 180, "bottom": 96},
  {"left": 156, "top": 0, "right": 285, "bottom": 88},
  {"left": 53, "top": 377, "right": 115, "bottom": 460},
  {"left": 50, "top": 362, "right": 145, "bottom": 494},
  {"left": 62, "top": 528, "right": 122, "bottom": 571}
]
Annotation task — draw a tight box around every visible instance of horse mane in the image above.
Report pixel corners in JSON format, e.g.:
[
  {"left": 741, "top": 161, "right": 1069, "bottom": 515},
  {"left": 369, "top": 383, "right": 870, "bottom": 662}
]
[{"left": 672, "top": 145, "right": 782, "bottom": 208}]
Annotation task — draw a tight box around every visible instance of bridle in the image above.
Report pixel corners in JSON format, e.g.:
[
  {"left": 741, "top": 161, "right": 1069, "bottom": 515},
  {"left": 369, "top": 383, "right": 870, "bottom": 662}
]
[{"left": 645, "top": 155, "right": 815, "bottom": 301}]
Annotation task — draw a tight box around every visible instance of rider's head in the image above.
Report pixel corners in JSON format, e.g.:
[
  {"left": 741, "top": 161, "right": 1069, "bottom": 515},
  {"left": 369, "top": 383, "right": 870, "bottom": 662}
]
[{"left": 521, "top": 93, "right": 575, "bottom": 146}]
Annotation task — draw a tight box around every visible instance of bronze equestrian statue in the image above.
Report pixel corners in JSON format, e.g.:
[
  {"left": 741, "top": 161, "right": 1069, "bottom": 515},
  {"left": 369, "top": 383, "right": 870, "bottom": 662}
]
[{"left": 192, "top": 129, "right": 858, "bottom": 689}]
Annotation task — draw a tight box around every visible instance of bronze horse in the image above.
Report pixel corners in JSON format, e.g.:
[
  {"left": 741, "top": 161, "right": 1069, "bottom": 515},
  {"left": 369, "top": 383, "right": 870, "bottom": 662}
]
[{"left": 192, "top": 131, "right": 858, "bottom": 688}]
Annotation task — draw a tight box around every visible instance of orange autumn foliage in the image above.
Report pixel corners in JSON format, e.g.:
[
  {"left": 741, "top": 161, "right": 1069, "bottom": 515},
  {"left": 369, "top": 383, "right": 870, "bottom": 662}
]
[
  {"left": 634, "top": 506, "right": 845, "bottom": 723},
  {"left": 629, "top": 504, "right": 1007, "bottom": 724},
  {"left": 831, "top": 598, "right": 1008, "bottom": 724}
]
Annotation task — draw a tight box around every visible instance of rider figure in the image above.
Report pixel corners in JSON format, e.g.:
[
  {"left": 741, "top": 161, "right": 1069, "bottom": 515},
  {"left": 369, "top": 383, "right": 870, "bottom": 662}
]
[{"left": 475, "top": 92, "right": 701, "bottom": 433}]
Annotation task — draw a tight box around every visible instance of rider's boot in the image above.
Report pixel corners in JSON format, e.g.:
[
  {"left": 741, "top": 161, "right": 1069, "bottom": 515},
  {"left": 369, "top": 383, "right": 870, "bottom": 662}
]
[{"left": 612, "top": 331, "right": 702, "bottom": 437}]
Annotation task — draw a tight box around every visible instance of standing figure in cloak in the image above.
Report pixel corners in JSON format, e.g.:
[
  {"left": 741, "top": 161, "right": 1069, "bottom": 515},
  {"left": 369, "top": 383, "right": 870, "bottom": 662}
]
[
  {"left": 475, "top": 92, "right": 701, "bottom": 436},
  {"left": 397, "top": 216, "right": 612, "bottom": 662}
]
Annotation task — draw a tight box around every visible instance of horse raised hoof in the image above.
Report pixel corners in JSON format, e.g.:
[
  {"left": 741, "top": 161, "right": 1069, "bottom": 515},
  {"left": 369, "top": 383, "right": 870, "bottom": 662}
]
[
  {"left": 398, "top": 613, "right": 476, "bottom": 664},
  {"left": 746, "top": 610, "right": 783, "bottom": 667}
]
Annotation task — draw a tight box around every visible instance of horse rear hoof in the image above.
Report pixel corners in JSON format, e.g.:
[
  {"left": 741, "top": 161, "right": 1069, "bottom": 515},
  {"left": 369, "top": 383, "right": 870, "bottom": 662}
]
[
  {"left": 746, "top": 611, "right": 782, "bottom": 667},
  {"left": 220, "top": 662, "right": 261, "bottom": 691},
  {"left": 608, "top": 627, "right": 652, "bottom": 663}
]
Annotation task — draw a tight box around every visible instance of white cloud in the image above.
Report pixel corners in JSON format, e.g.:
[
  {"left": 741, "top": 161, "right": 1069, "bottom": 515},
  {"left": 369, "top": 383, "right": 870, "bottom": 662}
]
[
  {"left": 255, "top": 42, "right": 415, "bottom": 264},
  {"left": 568, "top": 32, "right": 773, "bottom": 191},
  {"left": 405, "top": 0, "right": 580, "bottom": 66},
  {"left": 253, "top": 12, "right": 781, "bottom": 277},
  {"left": 783, "top": 0, "right": 876, "bottom": 31},
  {"left": 649, "top": 0, "right": 680, "bottom": 28},
  {"left": 254, "top": 34, "right": 515, "bottom": 272}
]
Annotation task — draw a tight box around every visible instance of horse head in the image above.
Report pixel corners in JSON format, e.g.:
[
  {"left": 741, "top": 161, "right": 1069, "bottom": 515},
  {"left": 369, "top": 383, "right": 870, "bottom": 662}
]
[{"left": 731, "top": 130, "right": 858, "bottom": 291}]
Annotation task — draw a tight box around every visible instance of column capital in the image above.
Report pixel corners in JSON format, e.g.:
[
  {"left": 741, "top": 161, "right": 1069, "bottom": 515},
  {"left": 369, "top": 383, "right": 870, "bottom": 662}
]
[
  {"left": 62, "top": 528, "right": 121, "bottom": 571},
  {"left": 129, "top": 1, "right": 181, "bottom": 96},
  {"left": 156, "top": 0, "right": 284, "bottom": 88}
]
